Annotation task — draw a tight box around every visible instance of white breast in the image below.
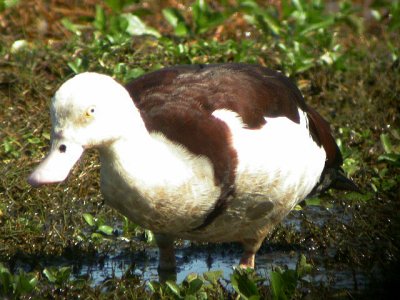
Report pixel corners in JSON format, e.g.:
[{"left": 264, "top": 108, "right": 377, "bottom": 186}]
[{"left": 99, "top": 133, "right": 221, "bottom": 233}]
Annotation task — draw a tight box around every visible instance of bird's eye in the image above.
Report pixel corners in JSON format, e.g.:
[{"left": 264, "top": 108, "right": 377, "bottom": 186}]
[
  {"left": 85, "top": 106, "right": 96, "bottom": 117},
  {"left": 59, "top": 144, "right": 67, "bottom": 153}
]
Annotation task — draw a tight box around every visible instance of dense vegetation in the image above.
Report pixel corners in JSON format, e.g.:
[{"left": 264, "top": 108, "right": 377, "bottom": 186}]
[{"left": 1, "top": 0, "right": 399, "bottom": 298}]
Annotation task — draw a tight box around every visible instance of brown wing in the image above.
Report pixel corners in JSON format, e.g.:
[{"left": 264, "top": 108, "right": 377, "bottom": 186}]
[
  {"left": 306, "top": 107, "right": 343, "bottom": 168},
  {"left": 125, "top": 63, "right": 341, "bottom": 169},
  {"left": 124, "top": 63, "right": 347, "bottom": 227}
]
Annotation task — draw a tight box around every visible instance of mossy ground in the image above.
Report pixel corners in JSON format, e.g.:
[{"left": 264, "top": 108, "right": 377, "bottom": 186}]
[{"left": 0, "top": 1, "right": 399, "bottom": 298}]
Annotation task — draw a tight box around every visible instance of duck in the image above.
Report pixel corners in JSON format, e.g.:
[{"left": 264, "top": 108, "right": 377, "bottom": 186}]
[{"left": 28, "top": 63, "right": 358, "bottom": 272}]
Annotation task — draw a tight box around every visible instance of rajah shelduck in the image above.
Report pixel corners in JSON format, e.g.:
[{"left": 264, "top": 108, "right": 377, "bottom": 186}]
[{"left": 28, "top": 63, "right": 358, "bottom": 272}]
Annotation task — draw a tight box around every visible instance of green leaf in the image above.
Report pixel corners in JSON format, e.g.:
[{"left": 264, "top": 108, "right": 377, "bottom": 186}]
[
  {"left": 270, "top": 267, "right": 298, "bottom": 300},
  {"left": 281, "top": 270, "right": 297, "bottom": 296},
  {"left": 122, "top": 14, "right": 160, "bottom": 37},
  {"left": 300, "top": 18, "right": 334, "bottom": 36},
  {"left": 187, "top": 278, "right": 203, "bottom": 295},
  {"left": 231, "top": 269, "right": 260, "bottom": 300},
  {"left": 296, "top": 254, "right": 312, "bottom": 278},
  {"left": 109, "top": 15, "right": 129, "bottom": 34},
  {"left": 380, "top": 133, "right": 393, "bottom": 154},
  {"left": 91, "top": 232, "right": 104, "bottom": 240},
  {"left": 162, "top": 8, "right": 190, "bottom": 36},
  {"left": 378, "top": 153, "right": 400, "bottom": 166},
  {"left": 175, "top": 22, "right": 190, "bottom": 37},
  {"left": 43, "top": 266, "right": 71, "bottom": 285},
  {"left": 125, "top": 67, "right": 145, "bottom": 80},
  {"left": 305, "top": 197, "right": 321, "bottom": 206},
  {"left": 67, "top": 58, "right": 83, "bottom": 74},
  {"left": 27, "top": 137, "right": 41, "bottom": 144},
  {"left": 28, "top": 276, "right": 38, "bottom": 291},
  {"left": 82, "top": 213, "right": 95, "bottom": 226},
  {"left": 43, "top": 268, "right": 57, "bottom": 283},
  {"left": 94, "top": 5, "right": 106, "bottom": 32},
  {"left": 203, "top": 270, "right": 223, "bottom": 284},
  {"left": 162, "top": 8, "right": 184, "bottom": 28},
  {"left": 105, "top": 0, "right": 123, "bottom": 13},
  {"left": 0, "top": 0, "right": 19, "bottom": 11},
  {"left": 15, "top": 272, "right": 37, "bottom": 294},
  {"left": 61, "top": 18, "right": 81, "bottom": 36},
  {"left": 191, "top": 0, "right": 227, "bottom": 34},
  {"left": 166, "top": 280, "right": 181, "bottom": 297},
  {"left": 238, "top": 0, "right": 260, "bottom": 11},
  {"left": 342, "top": 191, "right": 374, "bottom": 202},
  {"left": 147, "top": 281, "right": 161, "bottom": 293},
  {"left": 185, "top": 273, "right": 198, "bottom": 283},
  {"left": 42, "top": 132, "right": 51, "bottom": 140},
  {"left": 270, "top": 271, "right": 286, "bottom": 300},
  {"left": 98, "top": 225, "right": 114, "bottom": 236},
  {"left": 0, "top": 264, "right": 12, "bottom": 295},
  {"left": 292, "top": 0, "right": 304, "bottom": 12},
  {"left": 144, "top": 229, "right": 154, "bottom": 243},
  {"left": 260, "top": 11, "right": 281, "bottom": 35},
  {"left": 58, "top": 267, "right": 72, "bottom": 282}
]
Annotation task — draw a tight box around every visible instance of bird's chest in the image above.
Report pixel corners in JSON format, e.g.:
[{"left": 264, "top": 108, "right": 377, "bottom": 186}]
[
  {"left": 99, "top": 159, "right": 221, "bottom": 233},
  {"left": 100, "top": 165, "right": 155, "bottom": 227}
]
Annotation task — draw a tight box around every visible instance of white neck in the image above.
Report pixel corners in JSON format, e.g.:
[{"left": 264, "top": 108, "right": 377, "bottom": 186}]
[{"left": 97, "top": 116, "right": 210, "bottom": 191}]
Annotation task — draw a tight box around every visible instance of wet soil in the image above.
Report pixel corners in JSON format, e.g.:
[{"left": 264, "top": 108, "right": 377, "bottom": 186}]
[{"left": 1, "top": 1, "right": 399, "bottom": 298}]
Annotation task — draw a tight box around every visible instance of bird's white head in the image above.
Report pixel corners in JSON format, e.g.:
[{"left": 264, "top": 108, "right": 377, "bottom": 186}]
[{"left": 28, "top": 72, "right": 137, "bottom": 187}]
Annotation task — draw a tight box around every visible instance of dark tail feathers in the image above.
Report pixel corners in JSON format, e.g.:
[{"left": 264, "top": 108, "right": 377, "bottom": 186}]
[
  {"left": 308, "top": 167, "right": 361, "bottom": 197},
  {"left": 330, "top": 169, "right": 360, "bottom": 193}
]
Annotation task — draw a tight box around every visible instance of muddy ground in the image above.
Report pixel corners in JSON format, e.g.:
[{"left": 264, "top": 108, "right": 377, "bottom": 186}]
[{"left": 0, "top": 1, "right": 399, "bottom": 299}]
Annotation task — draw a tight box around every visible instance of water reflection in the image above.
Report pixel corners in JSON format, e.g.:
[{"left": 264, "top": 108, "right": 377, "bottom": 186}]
[{"left": 70, "top": 205, "right": 365, "bottom": 290}]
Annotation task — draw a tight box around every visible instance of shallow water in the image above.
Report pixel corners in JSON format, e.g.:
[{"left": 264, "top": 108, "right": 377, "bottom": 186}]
[
  {"left": 70, "top": 237, "right": 366, "bottom": 291},
  {"left": 69, "top": 205, "right": 366, "bottom": 290},
  {"left": 10, "top": 205, "right": 367, "bottom": 291}
]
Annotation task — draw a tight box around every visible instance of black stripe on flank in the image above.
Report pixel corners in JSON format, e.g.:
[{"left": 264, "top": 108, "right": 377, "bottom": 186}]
[{"left": 193, "top": 184, "right": 235, "bottom": 231}]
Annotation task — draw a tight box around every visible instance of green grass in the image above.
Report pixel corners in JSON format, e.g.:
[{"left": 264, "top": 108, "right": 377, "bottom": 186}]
[{"left": 1, "top": 0, "right": 400, "bottom": 298}]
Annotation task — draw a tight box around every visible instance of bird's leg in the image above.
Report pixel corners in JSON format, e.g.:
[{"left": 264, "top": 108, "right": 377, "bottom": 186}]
[
  {"left": 239, "top": 238, "right": 263, "bottom": 269},
  {"left": 155, "top": 233, "right": 176, "bottom": 271},
  {"left": 239, "top": 251, "right": 256, "bottom": 268}
]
